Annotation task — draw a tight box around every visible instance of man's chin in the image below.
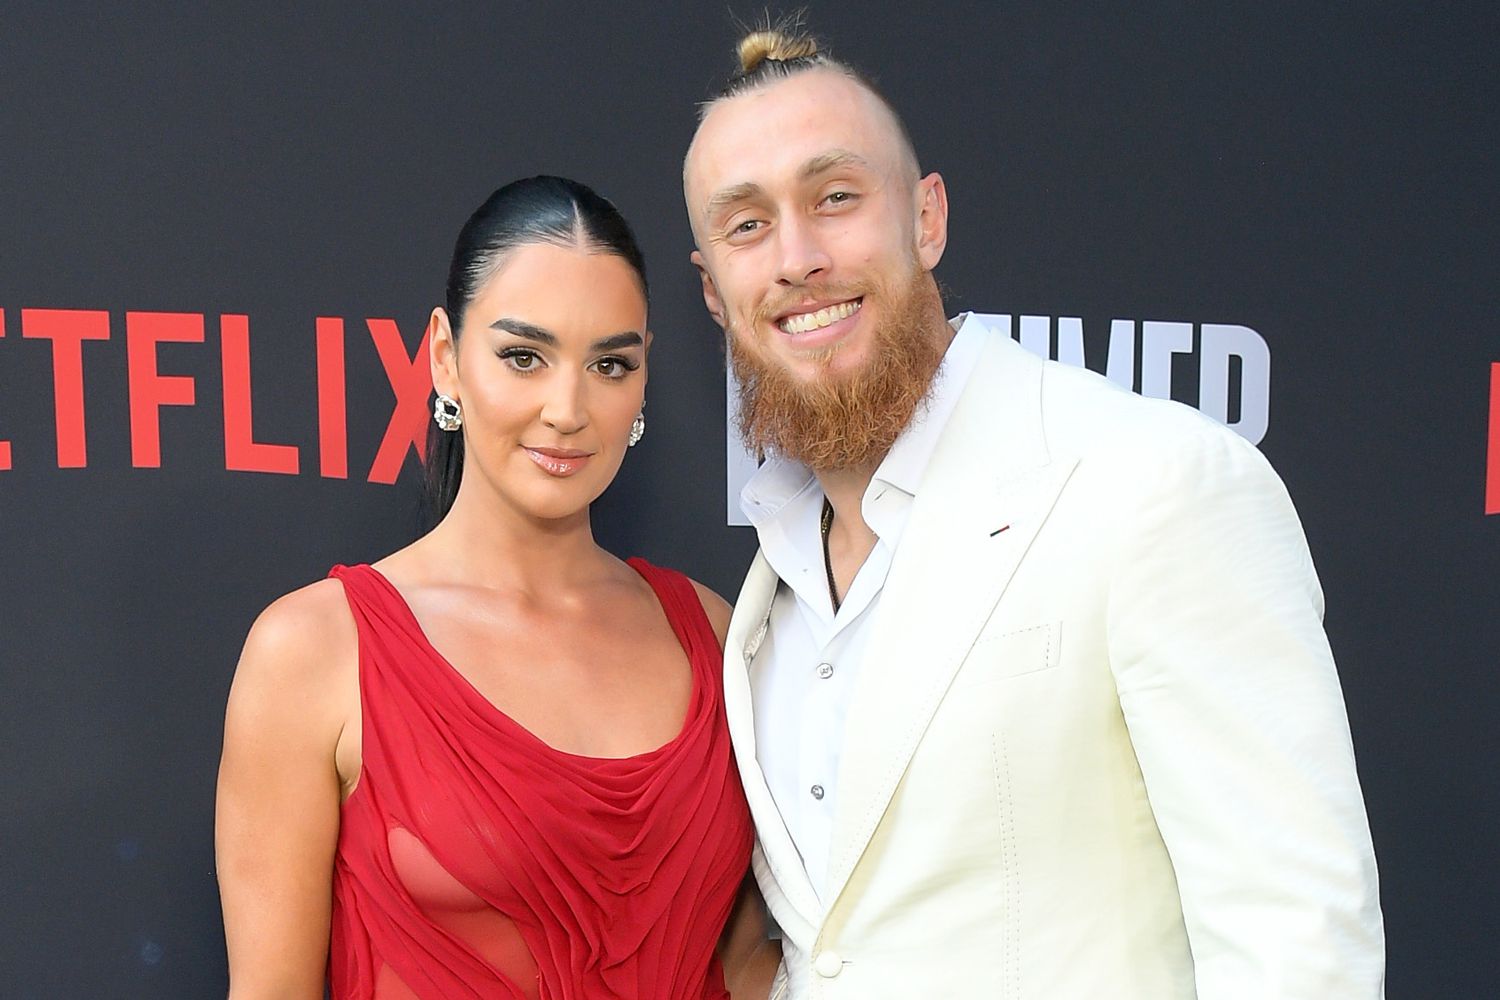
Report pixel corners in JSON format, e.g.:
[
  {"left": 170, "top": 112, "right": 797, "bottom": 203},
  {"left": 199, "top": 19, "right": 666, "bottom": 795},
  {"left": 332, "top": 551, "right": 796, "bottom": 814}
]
[
  {"left": 730, "top": 264, "right": 947, "bottom": 470},
  {"left": 768, "top": 337, "right": 872, "bottom": 384},
  {"left": 731, "top": 329, "right": 943, "bottom": 471}
]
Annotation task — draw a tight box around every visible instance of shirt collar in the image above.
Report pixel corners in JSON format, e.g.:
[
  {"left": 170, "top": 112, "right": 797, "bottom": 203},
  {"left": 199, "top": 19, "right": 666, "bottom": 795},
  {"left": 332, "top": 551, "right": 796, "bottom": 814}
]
[
  {"left": 869, "top": 311, "right": 987, "bottom": 499},
  {"left": 741, "top": 311, "right": 989, "bottom": 526}
]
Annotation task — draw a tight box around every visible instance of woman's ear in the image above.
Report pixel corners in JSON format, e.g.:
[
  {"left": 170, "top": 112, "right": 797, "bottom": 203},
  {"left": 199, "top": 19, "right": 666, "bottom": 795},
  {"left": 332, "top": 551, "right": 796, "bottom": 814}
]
[{"left": 429, "top": 307, "right": 459, "bottom": 398}]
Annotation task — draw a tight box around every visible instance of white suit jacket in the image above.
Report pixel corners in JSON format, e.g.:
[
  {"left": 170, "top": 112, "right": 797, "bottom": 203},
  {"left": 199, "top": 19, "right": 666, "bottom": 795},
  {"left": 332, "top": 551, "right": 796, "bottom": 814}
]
[{"left": 724, "top": 319, "right": 1384, "bottom": 999}]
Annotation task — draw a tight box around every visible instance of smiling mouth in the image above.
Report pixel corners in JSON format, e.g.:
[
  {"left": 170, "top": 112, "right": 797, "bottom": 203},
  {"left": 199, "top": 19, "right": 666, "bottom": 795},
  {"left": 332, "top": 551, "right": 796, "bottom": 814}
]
[{"left": 777, "top": 298, "right": 862, "bottom": 335}]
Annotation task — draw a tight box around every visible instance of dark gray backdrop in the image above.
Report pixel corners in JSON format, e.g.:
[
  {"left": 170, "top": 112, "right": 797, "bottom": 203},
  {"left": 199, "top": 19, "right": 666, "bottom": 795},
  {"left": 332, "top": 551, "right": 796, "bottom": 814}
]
[{"left": 1, "top": 4, "right": 1494, "bottom": 996}]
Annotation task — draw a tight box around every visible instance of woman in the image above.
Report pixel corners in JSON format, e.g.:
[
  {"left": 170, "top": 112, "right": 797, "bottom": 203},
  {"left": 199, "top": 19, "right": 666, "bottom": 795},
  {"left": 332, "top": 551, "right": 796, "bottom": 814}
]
[{"left": 216, "top": 177, "right": 771, "bottom": 999}]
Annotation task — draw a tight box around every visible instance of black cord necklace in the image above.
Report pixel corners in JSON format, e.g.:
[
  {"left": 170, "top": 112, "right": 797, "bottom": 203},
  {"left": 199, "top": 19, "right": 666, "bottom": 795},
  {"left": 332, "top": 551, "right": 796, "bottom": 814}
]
[{"left": 820, "top": 496, "right": 842, "bottom": 615}]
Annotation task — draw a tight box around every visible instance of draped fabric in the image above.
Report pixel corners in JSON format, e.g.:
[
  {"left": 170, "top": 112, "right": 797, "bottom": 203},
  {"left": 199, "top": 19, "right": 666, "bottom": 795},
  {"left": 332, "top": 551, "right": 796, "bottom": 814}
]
[{"left": 326, "top": 559, "right": 754, "bottom": 1000}]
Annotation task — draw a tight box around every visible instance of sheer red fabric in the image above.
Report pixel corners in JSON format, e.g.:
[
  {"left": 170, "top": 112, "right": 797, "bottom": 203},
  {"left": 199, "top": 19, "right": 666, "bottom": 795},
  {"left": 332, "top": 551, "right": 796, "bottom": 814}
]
[{"left": 326, "top": 559, "right": 753, "bottom": 1000}]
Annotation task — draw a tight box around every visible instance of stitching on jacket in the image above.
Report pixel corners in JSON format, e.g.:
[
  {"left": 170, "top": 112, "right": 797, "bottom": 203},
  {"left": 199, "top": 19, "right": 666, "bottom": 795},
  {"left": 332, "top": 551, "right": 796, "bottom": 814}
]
[
  {"left": 832, "top": 456, "right": 1076, "bottom": 899},
  {"left": 993, "top": 729, "right": 1021, "bottom": 1000},
  {"left": 982, "top": 621, "right": 1053, "bottom": 661},
  {"left": 962, "top": 622, "right": 1057, "bottom": 683}
]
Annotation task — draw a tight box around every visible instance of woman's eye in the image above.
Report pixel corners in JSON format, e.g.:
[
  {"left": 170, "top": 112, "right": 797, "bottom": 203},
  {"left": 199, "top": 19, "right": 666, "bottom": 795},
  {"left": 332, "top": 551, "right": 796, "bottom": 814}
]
[
  {"left": 593, "top": 356, "right": 635, "bottom": 379},
  {"left": 502, "top": 349, "right": 539, "bottom": 371},
  {"left": 824, "top": 191, "right": 853, "bottom": 206}
]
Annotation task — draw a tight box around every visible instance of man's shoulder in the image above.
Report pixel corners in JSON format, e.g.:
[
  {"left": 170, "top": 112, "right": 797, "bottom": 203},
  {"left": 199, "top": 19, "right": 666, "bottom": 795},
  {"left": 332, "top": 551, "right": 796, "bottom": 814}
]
[
  {"left": 1024, "top": 362, "right": 1288, "bottom": 524},
  {"left": 953, "top": 324, "right": 1218, "bottom": 437},
  {"left": 1042, "top": 360, "right": 1219, "bottom": 441}
]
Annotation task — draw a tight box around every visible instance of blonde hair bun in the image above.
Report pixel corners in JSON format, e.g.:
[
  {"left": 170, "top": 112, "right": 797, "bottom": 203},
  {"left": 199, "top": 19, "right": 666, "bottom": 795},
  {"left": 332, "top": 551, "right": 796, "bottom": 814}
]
[{"left": 737, "top": 29, "right": 819, "bottom": 73}]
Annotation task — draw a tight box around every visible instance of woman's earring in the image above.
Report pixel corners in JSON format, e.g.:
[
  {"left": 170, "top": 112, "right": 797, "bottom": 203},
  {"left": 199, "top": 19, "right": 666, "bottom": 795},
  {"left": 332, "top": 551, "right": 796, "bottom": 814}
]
[
  {"left": 433, "top": 394, "right": 462, "bottom": 432},
  {"left": 628, "top": 408, "right": 645, "bottom": 447}
]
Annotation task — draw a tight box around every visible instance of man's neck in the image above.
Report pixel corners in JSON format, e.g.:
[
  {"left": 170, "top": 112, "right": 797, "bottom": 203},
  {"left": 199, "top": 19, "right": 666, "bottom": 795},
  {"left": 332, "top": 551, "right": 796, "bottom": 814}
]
[
  {"left": 816, "top": 461, "right": 881, "bottom": 528},
  {"left": 814, "top": 459, "right": 884, "bottom": 608},
  {"left": 805, "top": 299, "right": 956, "bottom": 598}
]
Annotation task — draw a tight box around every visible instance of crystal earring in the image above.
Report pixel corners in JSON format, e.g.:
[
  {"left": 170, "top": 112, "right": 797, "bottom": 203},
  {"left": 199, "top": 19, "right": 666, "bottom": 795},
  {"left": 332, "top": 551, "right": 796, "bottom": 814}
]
[
  {"left": 433, "top": 394, "right": 462, "bottom": 432},
  {"left": 628, "top": 408, "right": 645, "bottom": 447}
]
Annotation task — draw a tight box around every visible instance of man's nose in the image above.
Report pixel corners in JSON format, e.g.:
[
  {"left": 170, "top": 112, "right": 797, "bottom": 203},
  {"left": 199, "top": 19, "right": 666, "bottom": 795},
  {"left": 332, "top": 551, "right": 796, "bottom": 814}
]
[
  {"left": 775, "top": 215, "right": 831, "bottom": 285},
  {"left": 540, "top": 371, "right": 589, "bottom": 435}
]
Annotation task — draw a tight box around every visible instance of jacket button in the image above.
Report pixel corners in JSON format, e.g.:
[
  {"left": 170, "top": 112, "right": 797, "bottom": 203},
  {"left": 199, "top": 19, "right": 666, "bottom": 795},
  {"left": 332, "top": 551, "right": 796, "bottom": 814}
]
[{"left": 814, "top": 951, "right": 843, "bottom": 978}]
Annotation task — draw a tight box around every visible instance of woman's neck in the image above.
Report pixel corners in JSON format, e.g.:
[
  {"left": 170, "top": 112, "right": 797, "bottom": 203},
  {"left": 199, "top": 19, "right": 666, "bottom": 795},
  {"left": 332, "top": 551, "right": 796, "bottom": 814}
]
[{"left": 418, "top": 486, "right": 606, "bottom": 594}]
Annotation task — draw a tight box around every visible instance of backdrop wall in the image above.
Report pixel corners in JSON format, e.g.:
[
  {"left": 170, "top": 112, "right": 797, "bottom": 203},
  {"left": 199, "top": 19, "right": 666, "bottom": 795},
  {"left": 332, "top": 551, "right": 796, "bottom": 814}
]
[{"left": 2, "top": 4, "right": 1495, "bottom": 996}]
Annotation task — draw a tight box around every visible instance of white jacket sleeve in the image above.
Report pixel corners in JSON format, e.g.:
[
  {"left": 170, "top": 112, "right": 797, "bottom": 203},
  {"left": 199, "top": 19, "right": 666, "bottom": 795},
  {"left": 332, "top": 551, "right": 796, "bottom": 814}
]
[{"left": 1106, "top": 422, "right": 1385, "bottom": 998}]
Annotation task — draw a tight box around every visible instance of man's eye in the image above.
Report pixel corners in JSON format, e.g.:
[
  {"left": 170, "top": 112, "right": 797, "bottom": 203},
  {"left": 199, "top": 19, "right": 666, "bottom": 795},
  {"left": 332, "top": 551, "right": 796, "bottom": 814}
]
[{"left": 732, "top": 219, "right": 761, "bottom": 235}]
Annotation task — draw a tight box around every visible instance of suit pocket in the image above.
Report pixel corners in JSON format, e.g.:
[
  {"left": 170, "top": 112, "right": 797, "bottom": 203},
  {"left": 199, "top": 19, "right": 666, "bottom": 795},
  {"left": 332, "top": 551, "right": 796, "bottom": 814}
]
[{"left": 951, "top": 621, "right": 1062, "bottom": 689}]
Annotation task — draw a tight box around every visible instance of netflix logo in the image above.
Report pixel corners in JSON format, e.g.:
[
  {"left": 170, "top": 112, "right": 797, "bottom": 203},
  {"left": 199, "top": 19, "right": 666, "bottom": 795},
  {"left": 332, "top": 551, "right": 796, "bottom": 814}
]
[{"left": 0, "top": 308, "right": 431, "bottom": 483}]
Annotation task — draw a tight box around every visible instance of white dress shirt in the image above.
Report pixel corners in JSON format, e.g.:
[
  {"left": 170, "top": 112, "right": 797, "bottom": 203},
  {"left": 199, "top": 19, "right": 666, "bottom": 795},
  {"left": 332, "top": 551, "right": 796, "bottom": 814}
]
[{"left": 740, "top": 314, "right": 987, "bottom": 900}]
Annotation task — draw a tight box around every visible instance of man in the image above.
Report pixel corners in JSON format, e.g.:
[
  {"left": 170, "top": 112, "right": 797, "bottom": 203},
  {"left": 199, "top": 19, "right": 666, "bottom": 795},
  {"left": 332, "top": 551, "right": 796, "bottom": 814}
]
[{"left": 682, "top": 26, "right": 1385, "bottom": 1000}]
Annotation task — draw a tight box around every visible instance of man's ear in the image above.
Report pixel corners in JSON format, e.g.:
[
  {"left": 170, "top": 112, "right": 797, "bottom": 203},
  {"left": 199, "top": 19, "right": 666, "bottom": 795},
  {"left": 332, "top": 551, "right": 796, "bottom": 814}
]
[
  {"left": 914, "top": 172, "right": 949, "bottom": 271},
  {"left": 428, "top": 307, "right": 459, "bottom": 397},
  {"left": 690, "top": 250, "right": 728, "bottom": 331}
]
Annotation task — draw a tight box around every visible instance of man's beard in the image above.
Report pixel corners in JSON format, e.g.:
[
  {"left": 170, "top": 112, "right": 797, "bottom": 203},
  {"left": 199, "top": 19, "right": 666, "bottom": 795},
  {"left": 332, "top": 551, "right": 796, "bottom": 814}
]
[{"left": 728, "top": 265, "right": 947, "bottom": 472}]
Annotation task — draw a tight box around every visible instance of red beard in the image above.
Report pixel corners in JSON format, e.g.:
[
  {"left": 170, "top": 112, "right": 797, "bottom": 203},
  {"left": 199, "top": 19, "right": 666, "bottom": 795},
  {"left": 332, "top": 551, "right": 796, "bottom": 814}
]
[{"left": 728, "top": 266, "right": 948, "bottom": 472}]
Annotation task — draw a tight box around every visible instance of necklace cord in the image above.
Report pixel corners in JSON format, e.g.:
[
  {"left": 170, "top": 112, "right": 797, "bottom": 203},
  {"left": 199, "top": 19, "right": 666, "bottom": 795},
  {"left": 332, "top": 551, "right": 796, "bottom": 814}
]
[{"left": 820, "top": 497, "right": 842, "bottom": 615}]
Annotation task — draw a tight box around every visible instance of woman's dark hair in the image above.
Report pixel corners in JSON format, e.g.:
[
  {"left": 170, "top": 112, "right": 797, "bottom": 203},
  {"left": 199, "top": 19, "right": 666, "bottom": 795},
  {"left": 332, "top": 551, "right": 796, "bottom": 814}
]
[{"left": 423, "top": 175, "right": 648, "bottom": 527}]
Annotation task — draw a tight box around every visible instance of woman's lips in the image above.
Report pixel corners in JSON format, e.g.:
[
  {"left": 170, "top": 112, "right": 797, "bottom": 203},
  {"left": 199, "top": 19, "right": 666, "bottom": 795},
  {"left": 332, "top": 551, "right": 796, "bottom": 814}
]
[{"left": 522, "top": 447, "right": 593, "bottom": 477}]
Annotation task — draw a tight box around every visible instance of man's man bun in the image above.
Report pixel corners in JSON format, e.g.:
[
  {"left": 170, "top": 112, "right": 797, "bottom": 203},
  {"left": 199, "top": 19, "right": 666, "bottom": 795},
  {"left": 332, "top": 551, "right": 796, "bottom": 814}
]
[
  {"left": 698, "top": 20, "right": 920, "bottom": 187},
  {"left": 737, "top": 29, "right": 819, "bottom": 73}
]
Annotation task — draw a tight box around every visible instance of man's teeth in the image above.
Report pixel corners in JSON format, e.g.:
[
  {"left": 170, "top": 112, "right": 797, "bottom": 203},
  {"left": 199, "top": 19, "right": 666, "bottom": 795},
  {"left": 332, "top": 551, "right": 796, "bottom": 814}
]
[{"left": 780, "top": 299, "right": 861, "bottom": 334}]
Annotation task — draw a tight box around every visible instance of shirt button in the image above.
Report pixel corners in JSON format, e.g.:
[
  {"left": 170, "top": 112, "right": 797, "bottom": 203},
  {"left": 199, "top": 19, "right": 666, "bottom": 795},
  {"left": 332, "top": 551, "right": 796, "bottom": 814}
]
[
  {"left": 810, "top": 784, "right": 825, "bottom": 800},
  {"left": 817, "top": 662, "right": 834, "bottom": 679},
  {"left": 814, "top": 951, "right": 843, "bottom": 978}
]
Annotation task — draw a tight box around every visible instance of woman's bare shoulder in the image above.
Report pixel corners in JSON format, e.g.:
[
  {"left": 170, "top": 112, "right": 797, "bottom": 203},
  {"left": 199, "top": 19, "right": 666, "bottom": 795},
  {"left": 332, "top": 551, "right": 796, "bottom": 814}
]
[
  {"left": 229, "top": 577, "right": 357, "bottom": 715},
  {"left": 687, "top": 578, "right": 733, "bottom": 648}
]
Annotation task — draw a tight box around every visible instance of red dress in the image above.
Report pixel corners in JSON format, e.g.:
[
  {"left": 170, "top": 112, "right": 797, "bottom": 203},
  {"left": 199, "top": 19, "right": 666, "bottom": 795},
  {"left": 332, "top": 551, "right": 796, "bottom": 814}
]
[{"left": 326, "top": 559, "right": 754, "bottom": 1000}]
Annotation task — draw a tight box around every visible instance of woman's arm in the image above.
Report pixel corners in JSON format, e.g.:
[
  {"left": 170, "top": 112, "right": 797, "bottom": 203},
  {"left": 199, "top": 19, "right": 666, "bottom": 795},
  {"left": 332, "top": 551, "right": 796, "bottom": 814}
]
[
  {"left": 720, "top": 875, "right": 783, "bottom": 1000},
  {"left": 690, "top": 579, "right": 784, "bottom": 997},
  {"left": 215, "top": 581, "right": 357, "bottom": 1000}
]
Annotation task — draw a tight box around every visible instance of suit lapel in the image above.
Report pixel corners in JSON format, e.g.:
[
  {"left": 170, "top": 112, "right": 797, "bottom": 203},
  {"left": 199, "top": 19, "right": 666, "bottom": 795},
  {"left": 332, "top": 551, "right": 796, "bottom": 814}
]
[
  {"left": 822, "top": 331, "right": 1079, "bottom": 908},
  {"left": 723, "top": 552, "right": 823, "bottom": 935}
]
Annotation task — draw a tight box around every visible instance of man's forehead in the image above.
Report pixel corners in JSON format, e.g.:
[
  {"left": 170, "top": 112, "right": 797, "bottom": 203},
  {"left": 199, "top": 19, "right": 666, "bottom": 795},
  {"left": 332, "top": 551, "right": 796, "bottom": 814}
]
[{"left": 686, "top": 70, "right": 906, "bottom": 204}]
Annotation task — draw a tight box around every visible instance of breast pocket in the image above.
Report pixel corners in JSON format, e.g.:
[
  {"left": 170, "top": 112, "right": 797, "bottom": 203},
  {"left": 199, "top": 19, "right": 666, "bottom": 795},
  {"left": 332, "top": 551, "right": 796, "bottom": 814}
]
[{"left": 950, "top": 621, "right": 1062, "bottom": 690}]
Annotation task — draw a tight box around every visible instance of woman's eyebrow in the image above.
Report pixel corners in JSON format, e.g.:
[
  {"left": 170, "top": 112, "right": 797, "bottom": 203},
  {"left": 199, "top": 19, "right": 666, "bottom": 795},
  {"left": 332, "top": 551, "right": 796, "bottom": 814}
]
[
  {"left": 491, "top": 320, "right": 642, "bottom": 353},
  {"left": 591, "top": 331, "right": 645, "bottom": 351},
  {"left": 489, "top": 318, "right": 557, "bottom": 345}
]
